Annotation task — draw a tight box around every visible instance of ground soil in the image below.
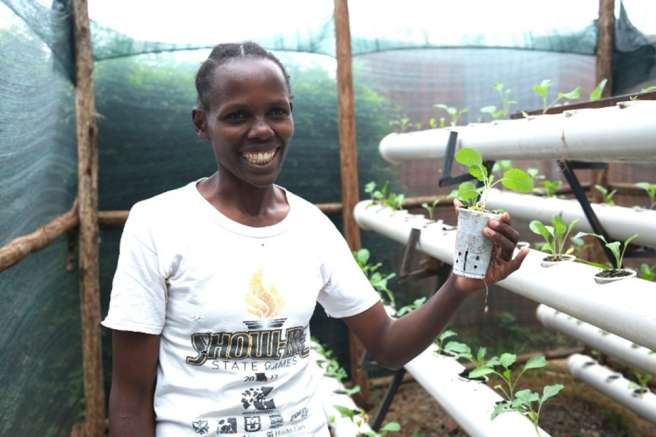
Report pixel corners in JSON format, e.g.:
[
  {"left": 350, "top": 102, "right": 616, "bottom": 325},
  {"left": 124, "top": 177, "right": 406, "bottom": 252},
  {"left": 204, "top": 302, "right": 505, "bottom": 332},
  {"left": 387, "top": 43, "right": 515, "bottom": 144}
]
[{"left": 365, "top": 360, "right": 656, "bottom": 437}]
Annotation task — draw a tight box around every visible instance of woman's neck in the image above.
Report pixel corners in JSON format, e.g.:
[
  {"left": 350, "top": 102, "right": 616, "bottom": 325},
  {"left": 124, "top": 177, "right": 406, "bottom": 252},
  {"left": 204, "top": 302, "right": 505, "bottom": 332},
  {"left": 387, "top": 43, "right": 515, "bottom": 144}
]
[{"left": 198, "top": 172, "right": 289, "bottom": 227}]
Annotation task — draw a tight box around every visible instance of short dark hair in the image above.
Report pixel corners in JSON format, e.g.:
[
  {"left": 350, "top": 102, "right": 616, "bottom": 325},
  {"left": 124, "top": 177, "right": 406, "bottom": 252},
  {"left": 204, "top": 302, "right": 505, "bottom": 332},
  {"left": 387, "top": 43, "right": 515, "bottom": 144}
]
[{"left": 195, "top": 41, "right": 292, "bottom": 109}]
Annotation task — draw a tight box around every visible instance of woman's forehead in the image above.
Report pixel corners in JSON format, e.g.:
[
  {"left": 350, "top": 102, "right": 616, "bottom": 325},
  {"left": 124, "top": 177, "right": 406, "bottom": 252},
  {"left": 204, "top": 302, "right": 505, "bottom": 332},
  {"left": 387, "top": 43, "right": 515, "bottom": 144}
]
[{"left": 210, "top": 58, "right": 288, "bottom": 94}]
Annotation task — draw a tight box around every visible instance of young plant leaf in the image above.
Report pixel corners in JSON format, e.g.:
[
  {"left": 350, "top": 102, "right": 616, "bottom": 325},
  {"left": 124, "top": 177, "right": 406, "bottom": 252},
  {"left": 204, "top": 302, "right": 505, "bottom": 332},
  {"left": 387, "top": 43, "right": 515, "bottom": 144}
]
[
  {"left": 558, "top": 86, "right": 582, "bottom": 100},
  {"left": 541, "top": 384, "right": 564, "bottom": 403},
  {"left": 499, "top": 353, "right": 517, "bottom": 369},
  {"left": 469, "top": 367, "right": 496, "bottom": 379},
  {"left": 529, "top": 220, "right": 552, "bottom": 241},
  {"left": 514, "top": 389, "right": 540, "bottom": 406},
  {"left": 469, "top": 165, "right": 488, "bottom": 182},
  {"left": 524, "top": 355, "right": 547, "bottom": 371},
  {"left": 457, "top": 181, "right": 479, "bottom": 204},
  {"left": 455, "top": 147, "right": 482, "bottom": 167},
  {"left": 590, "top": 79, "right": 607, "bottom": 101},
  {"left": 438, "top": 329, "right": 457, "bottom": 342},
  {"left": 501, "top": 168, "right": 534, "bottom": 193}
]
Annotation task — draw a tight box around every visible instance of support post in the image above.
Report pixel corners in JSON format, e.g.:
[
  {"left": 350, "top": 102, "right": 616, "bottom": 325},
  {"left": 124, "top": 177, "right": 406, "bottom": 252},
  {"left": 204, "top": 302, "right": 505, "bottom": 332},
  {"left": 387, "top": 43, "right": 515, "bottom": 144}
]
[
  {"left": 334, "top": 0, "right": 369, "bottom": 404},
  {"left": 597, "top": 0, "right": 615, "bottom": 97},
  {"left": 72, "top": 0, "right": 105, "bottom": 435}
]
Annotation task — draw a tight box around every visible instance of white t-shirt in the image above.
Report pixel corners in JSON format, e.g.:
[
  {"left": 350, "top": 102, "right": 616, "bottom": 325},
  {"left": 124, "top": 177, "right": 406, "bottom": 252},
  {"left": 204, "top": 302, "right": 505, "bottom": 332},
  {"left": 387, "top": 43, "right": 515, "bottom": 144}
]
[{"left": 101, "top": 180, "right": 380, "bottom": 436}]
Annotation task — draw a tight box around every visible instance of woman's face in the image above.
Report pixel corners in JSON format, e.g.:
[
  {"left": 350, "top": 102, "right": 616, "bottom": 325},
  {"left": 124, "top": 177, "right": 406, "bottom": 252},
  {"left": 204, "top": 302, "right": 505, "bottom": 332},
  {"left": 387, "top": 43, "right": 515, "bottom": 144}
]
[{"left": 194, "top": 57, "right": 294, "bottom": 189}]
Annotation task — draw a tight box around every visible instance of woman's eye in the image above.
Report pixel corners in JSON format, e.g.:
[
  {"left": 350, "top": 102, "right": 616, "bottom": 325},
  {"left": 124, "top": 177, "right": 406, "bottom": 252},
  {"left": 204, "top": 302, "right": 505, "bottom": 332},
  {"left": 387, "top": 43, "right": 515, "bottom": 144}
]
[
  {"left": 224, "top": 111, "right": 248, "bottom": 123},
  {"left": 269, "top": 108, "right": 290, "bottom": 119}
]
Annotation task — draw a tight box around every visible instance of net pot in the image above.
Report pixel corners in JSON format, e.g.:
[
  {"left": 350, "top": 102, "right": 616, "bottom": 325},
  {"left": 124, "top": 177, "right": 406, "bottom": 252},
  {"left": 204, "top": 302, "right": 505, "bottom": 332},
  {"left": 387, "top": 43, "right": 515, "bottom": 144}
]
[
  {"left": 453, "top": 208, "right": 498, "bottom": 279},
  {"left": 540, "top": 253, "right": 576, "bottom": 268},
  {"left": 594, "top": 268, "right": 636, "bottom": 284}
]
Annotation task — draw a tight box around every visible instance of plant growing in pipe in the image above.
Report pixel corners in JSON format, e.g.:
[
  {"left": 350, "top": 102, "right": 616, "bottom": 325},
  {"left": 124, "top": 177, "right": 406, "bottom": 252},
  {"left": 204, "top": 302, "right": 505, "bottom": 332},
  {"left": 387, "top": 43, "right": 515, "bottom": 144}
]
[
  {"left": 594, "top": 185, "right": 616, "bottom": 205},
  {"left": 498, "top": 384, "right": 564, "bottom": 436},
  {"left": 628, "top": 370, "right": 652, "bottom": 398},
  {"left": 434, "top": 103, "right": 468, "bottom": 127},
  {"left": 421, "top": 199, "right": 440, "bottom": 221},
  {"left": 574, "top": 232, "right": 639, "bottom": 283},
  {"left": 529, "top": 213, "right": 581, "bottom": 266},
  {"left": 532, "top": 79, "right": 582, "bottom": 114},
  {"left": 451, "top": 147, "right": 533, "bottom": 278},
  {"left": 353, "top": 248, "right": 396, "bottom": 307},
  {"left": 364, "top": 181, "right": 405, "bottom": 211},
  {"left": 635, "top": 182, "right": 656, "bottom": 209},
  {"left": 480, "top": 82, "right": 517, "bottom": 121},
  {"left": 541, "top": 179, "right": 561, "bottom": 197}
]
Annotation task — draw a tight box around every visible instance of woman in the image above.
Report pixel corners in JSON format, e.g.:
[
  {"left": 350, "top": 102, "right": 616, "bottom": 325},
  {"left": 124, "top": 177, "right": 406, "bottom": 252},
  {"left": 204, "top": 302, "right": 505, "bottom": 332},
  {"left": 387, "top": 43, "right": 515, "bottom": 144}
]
[{"left": 102, "top": 42, "right": 528, "bottom": 436}]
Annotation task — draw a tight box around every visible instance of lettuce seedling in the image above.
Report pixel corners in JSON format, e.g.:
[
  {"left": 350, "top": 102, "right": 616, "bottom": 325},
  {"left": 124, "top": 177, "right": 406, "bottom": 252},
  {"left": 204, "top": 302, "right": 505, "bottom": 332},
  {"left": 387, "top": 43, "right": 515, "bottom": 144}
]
[
  {"left": 434, "top": 103, "right": 468, "bottom": 126},
  {"left": 635, "top": 182, "right": 656, "bottom": 209},
  {"left": 532, "top": 79, "right": 581, "bottom": 114},
  {"left": 468, "top": 354, "right": 547, "bottom": 402},
  {"left": 594, "top": 185, "right": 616, "bottom": 205},
  {"left": 364, "top": 181, "right": 405, "bottom": 210},
  {"left": 629, "top": 371, "right": 652, "bottom": 397},
  {"left": 452, "top": 148, "right": 533, "bottom": 211},
  {"left": 639, "top": 264, "right": 655, "bottom": 281},
  {"left": 421, "top": 199, "right": 440, "bottom": 220},
  {"left": 353, "top": 248, "right": 396, "bottom": 306},
  {"left": 495, "top": 384, "right": 564, "bottom": 436},
  {"left": 589, "top": 78, "right": 608, "bottom": 101},
  {"left": 574, "top": 232, "right": 638, "bottom": 271},
  {"left": 480, "top": 82, "right": 517, "bottom": 121},
  {"left": 529, "top": 213, "right": 579, "bottom": 261},
  {"left": 541, "top": 179, "right": 561, "bottom": 197}
]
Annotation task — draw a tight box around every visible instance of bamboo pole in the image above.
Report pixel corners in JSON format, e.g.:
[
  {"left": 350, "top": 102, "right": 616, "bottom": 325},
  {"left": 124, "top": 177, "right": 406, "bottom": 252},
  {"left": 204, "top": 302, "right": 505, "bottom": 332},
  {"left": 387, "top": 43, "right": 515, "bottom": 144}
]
[
  {"left": 72, "top": 0, "right": 105, "bottom": 435},
  {"left": 334, "top": 0, "right": 370, "bottom": 404},
  {"left": 0, "top": 201, "right": 78, "bottom": 272},
  {"left": 597, "top": 0, "right": 615, "bottom": 97}
]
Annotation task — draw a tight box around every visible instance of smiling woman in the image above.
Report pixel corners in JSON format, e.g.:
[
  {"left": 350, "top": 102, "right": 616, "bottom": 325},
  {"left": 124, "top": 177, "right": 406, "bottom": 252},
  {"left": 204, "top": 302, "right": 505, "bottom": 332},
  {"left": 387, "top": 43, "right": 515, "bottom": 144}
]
[{"left": 100, "top": 41, "right": 527, "bottom": 437}]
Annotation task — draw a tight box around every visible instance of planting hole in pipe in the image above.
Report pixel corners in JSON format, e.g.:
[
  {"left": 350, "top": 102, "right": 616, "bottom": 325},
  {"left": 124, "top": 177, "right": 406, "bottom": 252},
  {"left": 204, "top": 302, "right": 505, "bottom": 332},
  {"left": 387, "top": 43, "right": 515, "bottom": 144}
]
[{"left": 594, "top": 268, "right": 637, "bottom": 284}]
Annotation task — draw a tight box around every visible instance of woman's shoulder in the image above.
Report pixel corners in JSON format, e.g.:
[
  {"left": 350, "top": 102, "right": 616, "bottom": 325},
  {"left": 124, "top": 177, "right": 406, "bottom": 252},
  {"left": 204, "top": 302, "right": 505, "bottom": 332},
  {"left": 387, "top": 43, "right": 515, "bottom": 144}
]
[{"left": 127, "top": 181, "right": 198, "bottom": 228}]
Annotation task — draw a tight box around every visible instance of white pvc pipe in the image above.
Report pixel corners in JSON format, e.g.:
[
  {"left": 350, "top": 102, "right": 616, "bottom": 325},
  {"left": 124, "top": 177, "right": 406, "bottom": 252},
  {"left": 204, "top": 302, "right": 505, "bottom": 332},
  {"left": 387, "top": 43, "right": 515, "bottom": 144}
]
[
  {"left": 485, "top": 189, "right": 656, "bottom": 249},
  {"left": 310, "top": 343, "right": 375, "bottom": 436},
  {"left": 537, "top": 305, "right": 656, "bottom": 377},
  {"left": 354, "top": 201, "right": 656, "bottom": 351},
  {"left": 405, "top": 343, "right": 550, "bottom": 436},
  {"left": 568, "top": 354, "right": 656, "bottom": 423},
  {"left": 379, "top": 100, "right": 656, "bottom": 163}
]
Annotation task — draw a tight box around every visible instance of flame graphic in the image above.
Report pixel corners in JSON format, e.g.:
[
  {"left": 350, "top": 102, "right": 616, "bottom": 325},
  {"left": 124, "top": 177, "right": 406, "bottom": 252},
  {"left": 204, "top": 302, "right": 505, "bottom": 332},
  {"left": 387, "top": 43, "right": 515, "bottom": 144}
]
[{"left": 245, "top": 269, "right": 284, "bottom": 318}]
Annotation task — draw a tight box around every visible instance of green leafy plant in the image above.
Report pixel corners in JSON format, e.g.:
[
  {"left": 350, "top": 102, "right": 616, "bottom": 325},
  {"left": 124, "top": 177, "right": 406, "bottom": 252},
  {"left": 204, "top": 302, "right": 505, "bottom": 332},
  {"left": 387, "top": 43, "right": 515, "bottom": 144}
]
[
  {"left": 541, "top": 179, "right": 562, "bottom": 197},
  {"left": 388, "top": 116, "right": 412, "bottom": 133},
  {"left": 574, "top": 233, "right": 638, "bottom": 270},
  {"left": 635, "top": 182, "right": 656, "bottom": 209},
  {"left": 595, "top": 185, "right": 616, "bottom": 205},
  {"left": 639, "top": 263, "right": 655, "bottom": 281},
  {"left": 434, "top": 103, "right": 468, "bottom": 126},
  {"left": 396, "top": 297, "right": 426, "bottom": 317},
  {"left": 364, "top": 181, "right": 405, "bottom": 210},
  {"left": 469, "top": 354, "right": 547, "bottom": 402},
  {"left": 640, "top": 85, "right": 656, "bottom": 93},
  {"left": 452, "top": 148, "right": 533, "bottom": 211},
  {"left": 495, "top": 384, "right": 564, "bottom": 435},
  {"left": 421, "top": 199, "right": 440, "bottom": 220},
  {"left": 589, "top": 78, "right": 608, "bottom": 101},
  {"left": 333, "top": 406, "right": 401, "bottom": 436},
  {"left": 433, "top": 329, "right": 459, "bottom": 355},
  {"left": 532, "top": 79, "right": 582, "bottom": 113},
  {"left": 628, "top": 371, "right": 652, "bottom": 398},
  {"left": 353, "top": 248, "right": 396, "bottom": 306},
  {"left": 480, "top": 82, "right": 517, "bottom": 121},
  {"left": 529, "top": 213, "right": 579, "bottom": 261}
]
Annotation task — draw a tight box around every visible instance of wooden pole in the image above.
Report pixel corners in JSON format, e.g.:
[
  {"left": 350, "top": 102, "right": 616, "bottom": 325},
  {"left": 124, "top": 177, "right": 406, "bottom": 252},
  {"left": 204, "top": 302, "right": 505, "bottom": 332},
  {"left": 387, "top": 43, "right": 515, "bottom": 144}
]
[
  {"left": 597, "top": 0, "right": 615, "bottom": 97},
  {"left": 72, "top": 0, "right": 105, "bottom": 435},
  {"left": 0, "top": 201, "right": 78, "bottom": 272},
  {"left": 334, "top": 0, "right": 369, "bottom": 404}
]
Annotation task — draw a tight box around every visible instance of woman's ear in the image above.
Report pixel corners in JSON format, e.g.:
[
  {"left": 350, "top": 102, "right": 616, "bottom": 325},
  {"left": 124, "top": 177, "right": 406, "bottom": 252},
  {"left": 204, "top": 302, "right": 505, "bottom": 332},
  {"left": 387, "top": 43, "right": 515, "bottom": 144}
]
[{"left": 192, "top": 107, "right": 208, "bottom": 140}]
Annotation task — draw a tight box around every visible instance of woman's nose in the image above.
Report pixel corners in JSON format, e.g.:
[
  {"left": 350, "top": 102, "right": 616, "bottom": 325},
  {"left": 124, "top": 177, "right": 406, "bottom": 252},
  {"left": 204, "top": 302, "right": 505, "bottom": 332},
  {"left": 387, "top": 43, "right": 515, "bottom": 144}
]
[{"left": 248, "top": 117, "right": 274, "bottom": 140}]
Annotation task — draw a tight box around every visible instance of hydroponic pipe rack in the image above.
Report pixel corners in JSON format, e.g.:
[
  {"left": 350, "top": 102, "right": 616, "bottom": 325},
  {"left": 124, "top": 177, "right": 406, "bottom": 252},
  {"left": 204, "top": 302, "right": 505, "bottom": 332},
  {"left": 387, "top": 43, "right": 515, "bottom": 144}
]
[
  {"left": 537, "top": 305, "right": 656, "bottom": 377},
  {"left": 379, "top": 100, "right": 656, "bottom": 164},
  {"left": 568, "top": 354, "right": 656, "bottom": 423},
  {"left": 484, "top": 189, "right": 656, "bottom": 249},
  {"left": 353, "top": 203, "right": 656, "bottom": 351}
]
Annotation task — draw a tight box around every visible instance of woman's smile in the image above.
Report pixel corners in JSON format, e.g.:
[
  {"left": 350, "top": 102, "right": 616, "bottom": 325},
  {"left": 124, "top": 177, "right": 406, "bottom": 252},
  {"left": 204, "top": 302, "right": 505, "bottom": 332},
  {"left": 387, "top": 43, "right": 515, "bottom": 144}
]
[{"left": 241, "top": 147, "right": 279, "bottom": 167}]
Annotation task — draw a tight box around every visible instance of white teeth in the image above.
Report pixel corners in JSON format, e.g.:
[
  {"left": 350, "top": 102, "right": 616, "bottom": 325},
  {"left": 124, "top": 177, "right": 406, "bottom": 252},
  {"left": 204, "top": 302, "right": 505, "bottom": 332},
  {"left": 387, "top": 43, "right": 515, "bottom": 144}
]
[{"left": 243, "top": 150, "right": 276, "bottom": 165}]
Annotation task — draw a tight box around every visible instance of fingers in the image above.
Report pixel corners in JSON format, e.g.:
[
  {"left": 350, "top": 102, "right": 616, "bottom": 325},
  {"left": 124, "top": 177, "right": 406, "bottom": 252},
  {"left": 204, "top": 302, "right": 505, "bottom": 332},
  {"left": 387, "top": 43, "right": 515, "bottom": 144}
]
[
  {"left": 453, "top": 199, "right": 463, "bottom": 216},
  {"left": 483, "top": 225, "right": 516, "bottom": 259},
  {"left": 510, "top": 247, "right": 529, "bottom": 271},
  {"left": 488, "top": 218, "right": 519, "bottom": 244}
]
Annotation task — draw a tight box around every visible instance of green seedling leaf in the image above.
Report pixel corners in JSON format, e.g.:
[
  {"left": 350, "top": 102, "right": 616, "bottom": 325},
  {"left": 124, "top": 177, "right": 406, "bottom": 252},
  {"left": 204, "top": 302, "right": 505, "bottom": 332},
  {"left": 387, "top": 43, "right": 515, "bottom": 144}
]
[
  {"left": 381, "top": 422, "right": 401, "bottom": 432},
  {"left": 639, "top": 264, "right": 655, "bottom": 281},
  {"left": 444, "top": 341, "right": 471, "bottom": 358},
  {"left": 455, "top": 147, "right": 482, "bottom": 167},
  {"left": 590, "top": 79, "right": 607, "bottom": 101},
  {"left": 501, "top": 168, "right": 534, "bottom": 193},
  {"left": 457, "top": 181, "right": 479, "bottom": 204},
  {"left": 605, "top": 241, "right": 621, "bottom": 267},
  {"left": 533, "top": 80, "right": 551, "bottom": 98},
  {"left": 469, "top": 165, "right": 488, "bottom": 182},
  {"left": 492, "top": 160, "right": 513, "bottom": 173},
  {"left": 476, "top": 347, "right": 487, "bottom": 363},
  {"left": 558, "top": 86, "right": 582, "bottom": 100},
  {"left": 439, "top": 329, "right": 457, "bottom": 342},
  {"left": 499, "top": 353, "right": 517, "bottom": 369},
  {"left": 552, "top": 214, "right": 566, "bottom": 238},
  {"left": 524, "top": 355, "right": 547, "bottom": 370},
  {"left": 640, "top": 85, "right": 656, "bottom": 93},
  {"left": 469, "top": 367, "right": 496, "bottom": 379},
  {"left": 529, "top": 220, "right": 552, "bottom": 241},
  {"left": 354, "top": 249, "right": 370, "bottom": 266},
  {"left": 541, "top": 384, "right": 564, "bottom": 403},
  {"left": 334, "top": 405, "right": 358, "bottom": 419},
  {"left": 491, "top": 401, "right": 513, "bottom": 420},
  {"left": 364, "top": 181, "right": 376, "bottom": 193},
  {"left": 514, "top": 389, "right": 540, "bottom": 406}
]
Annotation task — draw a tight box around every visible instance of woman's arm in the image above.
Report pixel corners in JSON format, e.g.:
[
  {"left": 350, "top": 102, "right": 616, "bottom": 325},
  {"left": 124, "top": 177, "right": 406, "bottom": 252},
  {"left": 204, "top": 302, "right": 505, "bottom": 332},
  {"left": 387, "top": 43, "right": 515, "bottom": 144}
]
[
  {"left": 108, "top": 330, "right": 160, "bottom": 437},
  {"left": 342, "top": 212, "right": 528, "bottom": 369}
]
